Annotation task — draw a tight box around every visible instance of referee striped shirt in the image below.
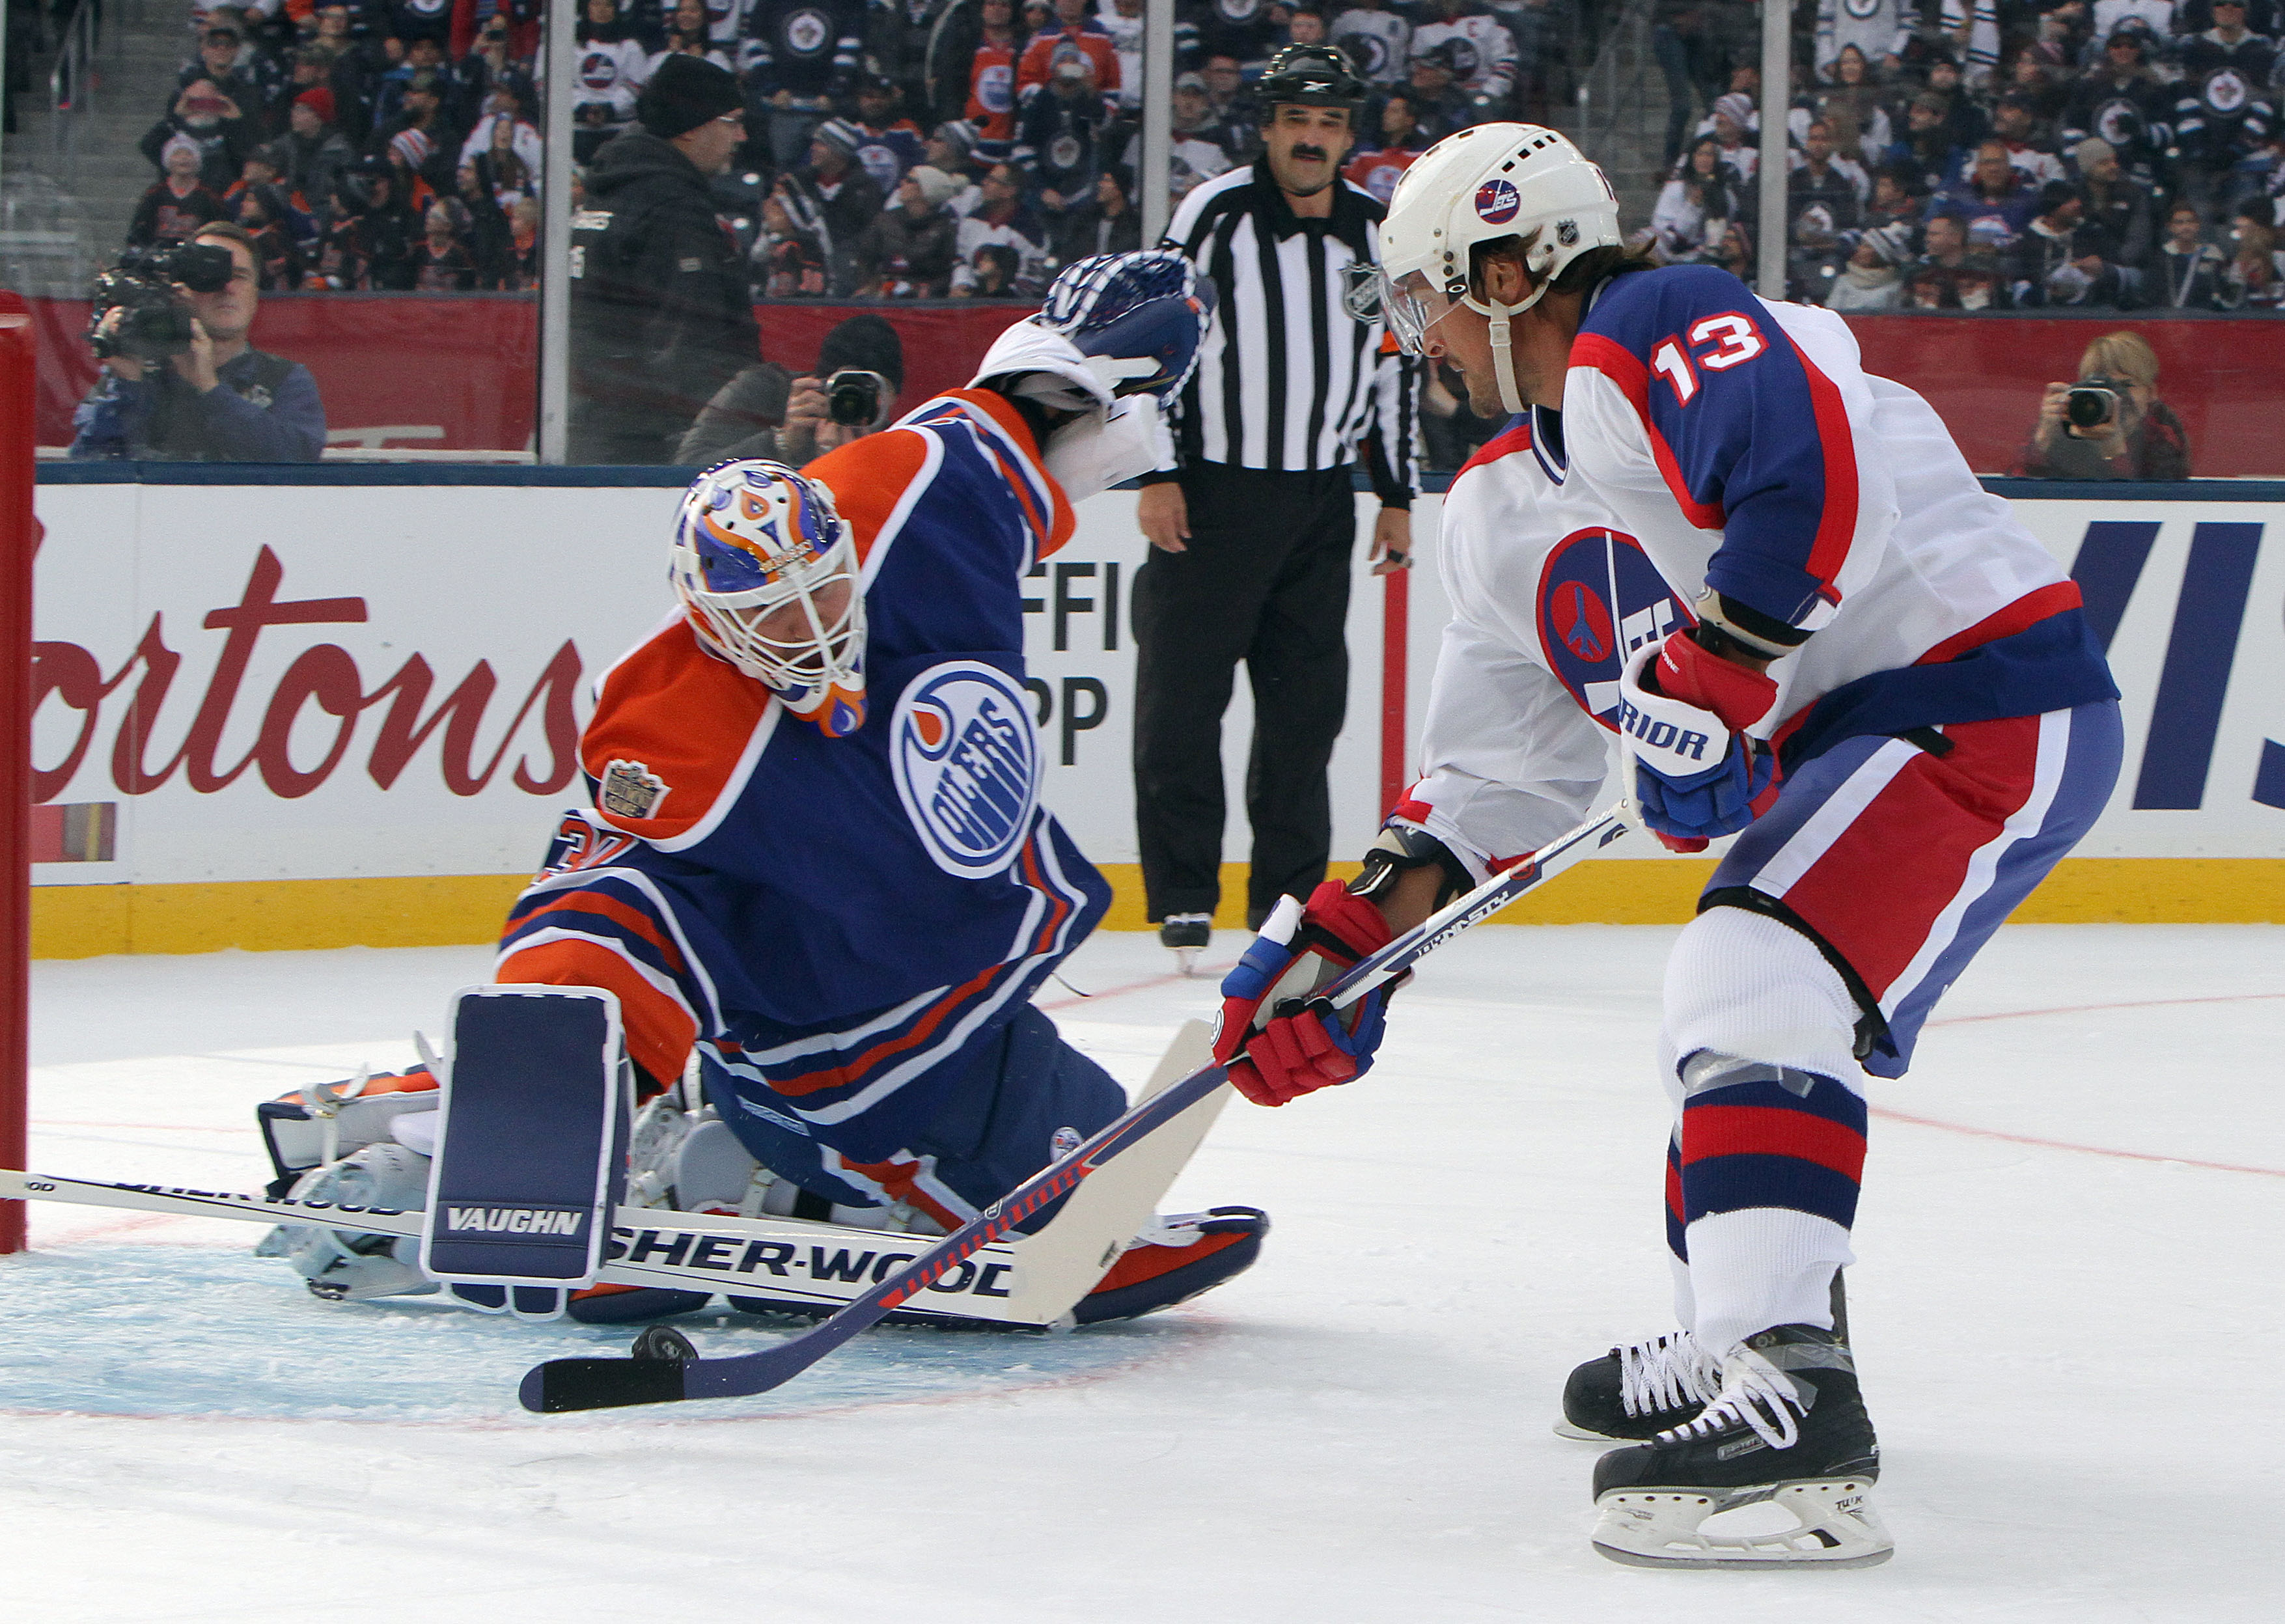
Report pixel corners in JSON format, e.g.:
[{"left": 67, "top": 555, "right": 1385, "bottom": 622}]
[{"left": 1153, "top": 164, "right": 1420, "bottom": 502}]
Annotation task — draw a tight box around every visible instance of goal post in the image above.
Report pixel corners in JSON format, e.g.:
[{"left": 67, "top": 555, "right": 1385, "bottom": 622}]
[{"left": 0, "top": 290, "right": 31, "bottom": 1254}]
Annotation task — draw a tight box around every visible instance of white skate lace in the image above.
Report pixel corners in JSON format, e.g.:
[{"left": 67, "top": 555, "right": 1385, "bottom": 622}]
[
  {"left": 1656, "top": 1349, "right": 1807, "bottom": 1451},
  {"left": 1617, "top": 1332, "right": 1719, "bottom": 1418}
]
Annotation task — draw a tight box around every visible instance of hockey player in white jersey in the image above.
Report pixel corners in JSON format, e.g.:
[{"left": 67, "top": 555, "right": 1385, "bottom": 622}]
[{"left": 1212, "top": 124, "right": 2123, "bottom": 1567}]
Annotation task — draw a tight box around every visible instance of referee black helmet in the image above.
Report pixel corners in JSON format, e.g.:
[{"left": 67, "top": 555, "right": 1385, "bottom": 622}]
[{"left": 1254, "top": 43, "right": 1367, "bottom": 122}]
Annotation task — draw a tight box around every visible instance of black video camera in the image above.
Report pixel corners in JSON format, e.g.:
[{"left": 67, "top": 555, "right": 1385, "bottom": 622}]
[
  {"left": 825, "top": 368, "right": 887, "bottom": 428},
  {"left": 2064, "top": 375, "right": 2125, "bottom": 437},
  {"left": 87, "top": 241, "right": 237, "bottom": 363}
]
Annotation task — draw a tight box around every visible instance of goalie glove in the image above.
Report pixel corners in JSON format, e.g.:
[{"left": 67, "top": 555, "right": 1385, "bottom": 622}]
[
  {"left": 1618, "top": 629, "right": 1782, "bottom": 850},
  {"left": 1213, "top": 880, "right": 1397, "bottom": 1107}
]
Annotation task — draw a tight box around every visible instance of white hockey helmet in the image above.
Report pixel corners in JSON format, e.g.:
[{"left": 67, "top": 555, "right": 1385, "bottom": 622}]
[
  {"left": 1372, "top": 123, "right": 1621, "bottom": 413},
  {"left": 667, "top": 459, "right": 868, "bottom": 737}
]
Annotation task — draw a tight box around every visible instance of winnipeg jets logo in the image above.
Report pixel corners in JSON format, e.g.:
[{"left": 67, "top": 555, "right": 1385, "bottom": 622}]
[
  {"left": 891, "top": 662, "right": 1040, "bottom": 878},
  {"left": 786, "top": 8, "right": 830, "bottom": 53},
  {"left": 1536, "top": 528, "right": 1688, "bottom": 726},
  {"left": 1475, "top": 178, "right": 1521, "bottom": 224},
  {"left": 2206, "top": 69, "right": 2248, "bottom": 114}
]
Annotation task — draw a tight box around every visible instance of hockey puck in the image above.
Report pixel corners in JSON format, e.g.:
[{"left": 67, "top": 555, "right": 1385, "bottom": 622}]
[{"left": 630, "top": 1324, "right": 696, "bottom": 1362}]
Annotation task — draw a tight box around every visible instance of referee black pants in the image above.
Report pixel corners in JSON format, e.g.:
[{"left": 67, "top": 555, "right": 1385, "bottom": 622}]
[{"left": 1131, "top": 461, "right": 1357, "bottom": 928}]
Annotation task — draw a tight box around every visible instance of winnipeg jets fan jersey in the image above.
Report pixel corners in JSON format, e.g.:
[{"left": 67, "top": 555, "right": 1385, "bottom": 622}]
[
  {"left": 503, "top": 390, "right": 1105, "bottom": 1141},
  {"left": 1399, "top": 416, "right": 1690, "bottom": 875},
  {"left": 1404, "top": 264, "right": 2117, "bottom": 875},
  {"left": 1560, "top": 266, "right": 2114, "bottom": 768}
]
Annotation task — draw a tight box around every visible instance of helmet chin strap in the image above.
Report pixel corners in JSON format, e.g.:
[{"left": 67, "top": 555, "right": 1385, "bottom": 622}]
[{"left": 1465, "top": 281, "right": 1546, "bottom": 419}]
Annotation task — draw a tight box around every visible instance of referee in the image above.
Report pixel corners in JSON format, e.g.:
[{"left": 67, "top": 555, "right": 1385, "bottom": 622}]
[{"left": 1133, "top": 42, "right": 1419, "bottom": 964}]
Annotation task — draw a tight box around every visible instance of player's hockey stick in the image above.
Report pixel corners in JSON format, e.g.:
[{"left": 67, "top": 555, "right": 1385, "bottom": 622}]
[{"left": 519, "top": 802, "right": 1636, "bottom": 1413}]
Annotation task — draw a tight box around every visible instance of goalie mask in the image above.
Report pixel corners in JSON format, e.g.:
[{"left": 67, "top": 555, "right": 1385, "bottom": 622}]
[
  {"left": 971, "top": 251, "right": 1215, "bottom": 501},
  {"left": 668, "top": 460, "right": 868, "bottom": 737}
]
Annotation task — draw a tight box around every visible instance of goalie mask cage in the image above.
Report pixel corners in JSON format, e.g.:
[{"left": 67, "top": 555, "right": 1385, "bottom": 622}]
[{"left": 1, "top": 292, "right": 30, "bottom": 1254}]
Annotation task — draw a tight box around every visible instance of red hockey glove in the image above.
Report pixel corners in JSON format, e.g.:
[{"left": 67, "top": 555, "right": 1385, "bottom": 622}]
[
  {"left": 1620, "top": 629, "right": 1782, "bottom": 851},
  {"left": 1213, "top": 880, "right": 1397, "bottom": 1107}
]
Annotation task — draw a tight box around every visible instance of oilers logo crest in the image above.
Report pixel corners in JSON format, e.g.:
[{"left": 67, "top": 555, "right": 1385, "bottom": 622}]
[
  {"left": 891, "top": 661, "right": 1041, "bottom": 878},
  {"left": 1535, "top": 528, "right": 1690, "bottom": 726}
]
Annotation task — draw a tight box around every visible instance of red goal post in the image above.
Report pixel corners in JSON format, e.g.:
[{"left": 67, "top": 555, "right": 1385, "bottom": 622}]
[{"left": 1, "top": 291, "right": 31, "bottom": 1253}]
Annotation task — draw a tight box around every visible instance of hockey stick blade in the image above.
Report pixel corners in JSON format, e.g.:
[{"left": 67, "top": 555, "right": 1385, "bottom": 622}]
[{"left": 518, "top": 805, "right": 1632, "bottom": 1413}]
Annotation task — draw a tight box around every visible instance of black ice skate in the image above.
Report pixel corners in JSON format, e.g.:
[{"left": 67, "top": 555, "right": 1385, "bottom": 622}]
[
  {"left": 1590, "top": 1324, "right": 1892, "bottom": 1569},
  {"left": 1159, "top": 913, "right": 1212, "bottom": 976},
  {"left": 1558, "top": 1329, "right": 1719, "bottom": 1441}
]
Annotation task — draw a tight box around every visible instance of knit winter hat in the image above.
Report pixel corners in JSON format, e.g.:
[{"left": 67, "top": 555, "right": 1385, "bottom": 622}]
[
  {"left": 904, "top": 165, "right": 960, "bottom": 210},
  {"left": 295, "top": 86, "right": 337, "bottom": 124},
  {"left": 811, "top": 118, "right": 863, "bottom": 158},
  {"left": 637, "top": 53, "right": 743, "bottom": 139},
  {"left": 160, "top": 133, "right": 203, "bottom": 171},
  {"left": 1711, "top": 92, "right": 1754, "bottom": 128},
  {"left": 818, "top": 313, "right": 905, "bottom": 391},
  {"left": 391, "top": 127, "right": 433, "bottom": 169}
]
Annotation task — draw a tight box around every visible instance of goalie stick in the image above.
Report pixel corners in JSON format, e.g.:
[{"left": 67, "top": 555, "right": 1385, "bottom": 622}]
[
  {"left": 519, "top": 803, "right": 1636, "bottom": 1414},
  {"left": 0, "top": 1023, "right": 1226, "bottom": 1328}
]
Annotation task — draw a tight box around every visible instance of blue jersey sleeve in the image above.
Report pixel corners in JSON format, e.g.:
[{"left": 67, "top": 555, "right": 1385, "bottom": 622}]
[{"left": 1572, "top": 265, "right": 1864, "bottom": 635}]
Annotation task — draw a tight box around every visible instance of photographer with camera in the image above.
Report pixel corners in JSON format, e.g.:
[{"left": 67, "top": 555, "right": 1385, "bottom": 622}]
[
  {"left": 2015, "top": 330, "right": 2190, "bottom": 481},
  {"left": 70, "top": 224, "right": 327, "bottom": 463},
  {"left": 673, "top": 313, "right": 905, "bottom": 467}
]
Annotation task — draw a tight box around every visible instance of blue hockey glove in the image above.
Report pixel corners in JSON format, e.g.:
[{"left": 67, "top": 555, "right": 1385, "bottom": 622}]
[
  {"left": 1618, "top": 630, "right": 1782, "bottom": 848},
  {"left": 1213, "top": 881, "right": 1397, "bottom": 1106}
]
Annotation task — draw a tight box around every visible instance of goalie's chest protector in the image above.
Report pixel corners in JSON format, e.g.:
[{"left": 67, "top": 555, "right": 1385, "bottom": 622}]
[{"left": 579, "top": 394, "right": 1105, "bottom": 1025}]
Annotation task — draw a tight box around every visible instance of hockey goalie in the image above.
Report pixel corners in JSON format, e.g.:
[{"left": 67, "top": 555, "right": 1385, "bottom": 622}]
[{"left": 253, "top": 252, "right": 1267, "bottom": 1333}]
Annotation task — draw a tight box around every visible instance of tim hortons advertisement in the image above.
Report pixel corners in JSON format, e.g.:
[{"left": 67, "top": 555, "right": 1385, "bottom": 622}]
[
  {"left": 27, "top": 482, "right": 2285, "bottom": 898},
  {"left": 25, "top": 483, "right": 1396, "bottom": 892}
]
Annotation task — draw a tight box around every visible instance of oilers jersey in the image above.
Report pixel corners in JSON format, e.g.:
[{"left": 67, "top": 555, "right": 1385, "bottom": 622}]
[{"left": 500, "top": 389, "right": 1107, "bottom": 1161}]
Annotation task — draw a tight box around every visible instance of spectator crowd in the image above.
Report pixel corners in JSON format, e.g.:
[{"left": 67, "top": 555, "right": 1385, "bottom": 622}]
[
  {"left": 132, "top": 4, "right": 545, "bottom": 290},
  {"left": 120, "top": 1, "right": 2285, "bottom": 313},
  {"left": 1641, "top": 0, "right": 2285, "bottom": 313},
  {"left": 132, "top": 0, "right": 1602, "bottom": 301}
]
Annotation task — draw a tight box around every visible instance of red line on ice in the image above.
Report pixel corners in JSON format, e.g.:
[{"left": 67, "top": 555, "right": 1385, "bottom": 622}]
[{"left": 1877, "top": 991, "right": 2285, "bottom": 1177}]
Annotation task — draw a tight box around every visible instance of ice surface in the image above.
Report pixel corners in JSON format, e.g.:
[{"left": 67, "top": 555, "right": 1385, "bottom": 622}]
[{"left": 5, "top": 925, "right": 2282, "bottom": 1620}]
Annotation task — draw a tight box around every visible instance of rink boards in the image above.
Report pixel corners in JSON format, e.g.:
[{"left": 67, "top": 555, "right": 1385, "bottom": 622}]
[{"left": 25, "top": 467, "right": 2285, "bottom": 954}]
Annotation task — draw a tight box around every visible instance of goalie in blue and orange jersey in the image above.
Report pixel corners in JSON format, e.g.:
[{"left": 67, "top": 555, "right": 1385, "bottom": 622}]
[{"left": 255, "top": 253, "right": 1269, "bottom": 1329}]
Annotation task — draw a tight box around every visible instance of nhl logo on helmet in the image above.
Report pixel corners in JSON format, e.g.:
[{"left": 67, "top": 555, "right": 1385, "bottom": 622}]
[{"left": 1475, "top": 178, "right": 1521, "bottom": 225}]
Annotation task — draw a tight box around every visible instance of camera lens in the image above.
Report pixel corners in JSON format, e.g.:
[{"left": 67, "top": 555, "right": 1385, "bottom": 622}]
[
  {"left": 825, "top": 370, "right": 881, "bottom": 427},
  {"left": 2064, "top": 385, "right": 2116, "bottom": 430}
]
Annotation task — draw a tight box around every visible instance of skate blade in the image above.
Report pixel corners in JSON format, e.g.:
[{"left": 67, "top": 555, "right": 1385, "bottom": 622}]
[
  {"left": 1591, "top": 1479, "right": 1893, "bottom": 1570},
  {"left": 1172, "top": 947, "right": 1202, "bottom": 978},
  {"left": 1555, "top": 1419, "right": 1638, "bottom": 1442}
]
